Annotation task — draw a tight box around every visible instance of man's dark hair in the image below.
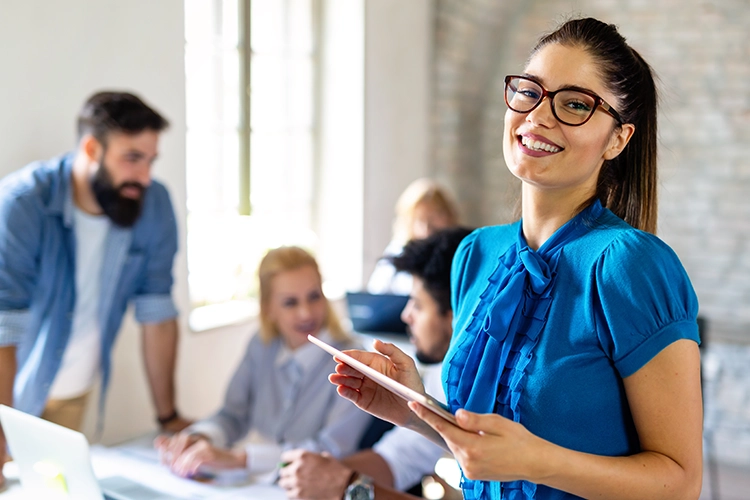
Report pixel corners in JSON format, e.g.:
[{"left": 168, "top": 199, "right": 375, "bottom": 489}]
[
  {"left": 77, "top": 91, "right": 169, "bottom": 144},
  {"left": 390, "top": 226, "right": 473, "bottom": 315}
]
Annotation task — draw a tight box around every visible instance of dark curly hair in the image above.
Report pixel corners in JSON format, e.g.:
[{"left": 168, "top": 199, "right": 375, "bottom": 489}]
[{"left": 390, "top": 226, "right": 473, "bottom": 315}]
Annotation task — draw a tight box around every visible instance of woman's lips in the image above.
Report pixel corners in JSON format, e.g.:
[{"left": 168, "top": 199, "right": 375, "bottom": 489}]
[{"left": 517, "top": 134, "right": 563, "bottom": 157}]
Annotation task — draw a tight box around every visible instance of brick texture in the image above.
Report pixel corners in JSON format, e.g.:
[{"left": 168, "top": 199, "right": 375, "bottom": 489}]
[{"left": 431, "top": 0, "right": 750, "bottom": 466}]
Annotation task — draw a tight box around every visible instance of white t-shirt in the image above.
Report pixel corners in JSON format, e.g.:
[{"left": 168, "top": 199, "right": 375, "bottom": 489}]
[
  {"left": 48, "top": 208, "right": 109, "bottom": 400},
  {"left": 373, "top": 363, "right": 448, "bottom": 491}
]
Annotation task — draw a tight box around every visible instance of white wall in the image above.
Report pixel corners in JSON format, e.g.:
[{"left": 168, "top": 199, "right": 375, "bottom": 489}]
[
  {"left": 316, "top": 0, "right": 365, "bottom": 296},
  {"left": 0, "top": 0, "right": 433, "bottom": 444},
  {"left": 362, "top": 0, "right": 433, "bottom": 282},
  {"left": 0, "top": 0, "right": 254, "bottom": 444}
]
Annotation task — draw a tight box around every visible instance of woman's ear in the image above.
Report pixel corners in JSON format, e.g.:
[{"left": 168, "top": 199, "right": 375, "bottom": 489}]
[{"left": 603, "top": 123, "right": 635, "bottom": 160}]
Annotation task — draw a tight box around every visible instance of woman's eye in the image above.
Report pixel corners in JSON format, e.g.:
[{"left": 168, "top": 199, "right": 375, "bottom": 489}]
[
  {"left": 283, "top": 299, "right": 298, "bottom": 308},
  {"left": 518, "top": 88, "right": 541, "bottom": 100},
  {"left": 563, "top": 99, "right": 592, "bottom": 112},
  {"left": 308, "top": 291, "right": 322, "bottom": 302}
]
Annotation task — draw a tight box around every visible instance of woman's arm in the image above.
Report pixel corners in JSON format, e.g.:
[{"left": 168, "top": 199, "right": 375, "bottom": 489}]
[{"left": 411, "top": 339, "right": 703, "bottom": 500}]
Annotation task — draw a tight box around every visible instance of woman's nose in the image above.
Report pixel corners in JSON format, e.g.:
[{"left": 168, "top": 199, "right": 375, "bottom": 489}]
[{"left": 526, "top": 97, "right": 557, "bottom": 128}]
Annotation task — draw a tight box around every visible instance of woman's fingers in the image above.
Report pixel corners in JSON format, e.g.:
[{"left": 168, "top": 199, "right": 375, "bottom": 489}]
[{"left": 173, "top": 441, "right": 210, "bottom": 477}]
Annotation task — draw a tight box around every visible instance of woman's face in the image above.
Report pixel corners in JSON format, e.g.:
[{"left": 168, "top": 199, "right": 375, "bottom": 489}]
[
  {"left": 503, "top": 43, "right": 634, "bottom": 198},
  {"left": 267, "top": 265, "right": 327, "bottom": 350}
]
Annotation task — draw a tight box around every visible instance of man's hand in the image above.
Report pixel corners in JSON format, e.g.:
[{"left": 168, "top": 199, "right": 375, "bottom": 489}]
[{"left": 278, "top": 449, "right": 352, "bottom": 500}]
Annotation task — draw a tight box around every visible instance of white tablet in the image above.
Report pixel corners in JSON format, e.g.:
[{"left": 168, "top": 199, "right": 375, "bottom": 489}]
[{"left": 308, "top": 334, "right": 458, "bottom": 425}]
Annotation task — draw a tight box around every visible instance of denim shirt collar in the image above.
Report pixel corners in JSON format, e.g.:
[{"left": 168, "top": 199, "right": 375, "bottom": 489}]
[{"left": 46, "top": 152, "right": 76, "bottom": 228}]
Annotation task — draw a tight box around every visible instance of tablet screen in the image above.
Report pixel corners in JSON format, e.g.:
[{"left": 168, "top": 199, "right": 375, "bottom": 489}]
[{"left": 308, "top": 334, "right": 457, "bottom": 425}]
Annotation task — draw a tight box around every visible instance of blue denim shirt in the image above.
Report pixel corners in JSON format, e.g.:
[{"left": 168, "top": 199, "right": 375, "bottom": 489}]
[{"left": 0, "top": 154, "right": 179, "bottom": 416}]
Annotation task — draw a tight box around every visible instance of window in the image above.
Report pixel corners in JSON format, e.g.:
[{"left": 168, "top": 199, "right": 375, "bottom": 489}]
[{"left": 184, "top": 0, "right": 319, "bottom": 330}]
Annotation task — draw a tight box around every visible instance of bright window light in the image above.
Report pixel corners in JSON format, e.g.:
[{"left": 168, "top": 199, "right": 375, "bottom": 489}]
[{"left": 184, "top": 0, "right": 318, "bottom": 329}]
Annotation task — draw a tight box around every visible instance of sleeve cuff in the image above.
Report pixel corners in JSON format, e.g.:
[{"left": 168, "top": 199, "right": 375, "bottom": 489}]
[
  {"left": 134, "top": 294, "right": 178, "bottom": 324},
  {"left": 615, "top": 319, "right": 700, "bottom": 378},
  {"left": 185, "top": 421, "right": 229, "bottom": 449},
  {"left": 246, "top": 442, "right": 283, "bottom": 474},
  {"left": 0, "top": 309, "right": 31, "bottom": 346}
]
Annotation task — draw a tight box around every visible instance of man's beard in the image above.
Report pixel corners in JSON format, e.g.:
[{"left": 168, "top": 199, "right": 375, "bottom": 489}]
[
  {"left": 91, "top": 159, "right": 145, "bottom": 227},
  {"left": 415, "top": 350, "right": 443, "bottom": 365},
  {"left": 408, "top": 327, "right": 445, "bottom": 365}
]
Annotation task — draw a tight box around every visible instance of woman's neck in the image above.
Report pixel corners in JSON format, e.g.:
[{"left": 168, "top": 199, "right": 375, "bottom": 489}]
[{"left": 521, "top": 184, "right": 594, "bottom": 251}]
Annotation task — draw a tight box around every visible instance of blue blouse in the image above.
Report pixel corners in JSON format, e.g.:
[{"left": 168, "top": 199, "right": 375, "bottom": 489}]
[{"left": 442, "top": 201, "right": 700, "bottom": 500}]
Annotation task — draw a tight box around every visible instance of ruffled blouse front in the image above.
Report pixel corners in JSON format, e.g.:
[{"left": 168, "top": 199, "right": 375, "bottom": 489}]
[
  {"left": 442, "top": 200, "right": 700, "bottom": 500},
  {"left": 444, "top": 203, "right": 602, "bottom": 499}
]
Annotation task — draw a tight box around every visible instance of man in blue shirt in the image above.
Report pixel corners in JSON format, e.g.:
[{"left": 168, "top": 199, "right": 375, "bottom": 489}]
[{"left": 0, "top": 91, "right": 190, "bottom": 487}]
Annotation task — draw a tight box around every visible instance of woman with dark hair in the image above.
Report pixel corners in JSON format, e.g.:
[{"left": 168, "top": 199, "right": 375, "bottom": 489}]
[{"left": 329, "top": 18, "right": 702, "bottom": 500}]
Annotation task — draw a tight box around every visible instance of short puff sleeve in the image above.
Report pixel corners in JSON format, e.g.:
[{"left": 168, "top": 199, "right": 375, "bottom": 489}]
[{"left": 593, "top": 230, "right": 700, "bottom": 378}]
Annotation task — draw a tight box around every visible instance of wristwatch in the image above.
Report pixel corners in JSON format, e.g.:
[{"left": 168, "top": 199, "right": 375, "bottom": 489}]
[{"left": 343, "top": 472, "right": 374, "bottom": 500}]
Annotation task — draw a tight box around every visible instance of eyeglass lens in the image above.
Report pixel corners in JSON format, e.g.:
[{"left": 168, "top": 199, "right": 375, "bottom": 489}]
[{"left": 505, "top": 77, "right": 598, "bottom": 126}]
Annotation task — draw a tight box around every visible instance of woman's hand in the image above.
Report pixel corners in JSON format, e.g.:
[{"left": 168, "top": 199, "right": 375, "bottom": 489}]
[
  {"left": 154, "top": 432, "right": 246, "bottom": 478},
  {"left": 408, "top": 403, "right": 548, "bottom": 483},
  {"left": 330, "top": 340, "right": 425, "bottom": 428}
]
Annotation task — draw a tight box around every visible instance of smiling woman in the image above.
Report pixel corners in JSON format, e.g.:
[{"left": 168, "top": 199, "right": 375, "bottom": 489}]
[
  {"left": 326, "top": 17, "right": 703, "bottom": 500},
  {"left": 155, "top": 245, "right": 370, "bottom": 479}
]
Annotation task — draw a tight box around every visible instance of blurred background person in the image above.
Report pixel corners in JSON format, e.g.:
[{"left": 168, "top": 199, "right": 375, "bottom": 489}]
[
  {"left": 0, "top": 91, "right": 189, "bottom": 487},
  {"left": 280, "top": 227, "right": 472, "bottom": 500},
  {"left": 155, "top": 246, "right": 371, "bottom": 479},
  {"left": 367, "top": 178, "right": 460, "bottom": 295}
]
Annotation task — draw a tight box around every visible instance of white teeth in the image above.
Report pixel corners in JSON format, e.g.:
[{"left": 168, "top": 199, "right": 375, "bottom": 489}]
[{"left": 521, "top": 136, "right": 560, "bottom": 153}]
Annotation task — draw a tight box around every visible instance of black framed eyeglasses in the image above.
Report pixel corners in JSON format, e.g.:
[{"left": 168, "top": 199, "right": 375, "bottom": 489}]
[{"left": 504, "top": 75, "right": 623, "bottom": 126}]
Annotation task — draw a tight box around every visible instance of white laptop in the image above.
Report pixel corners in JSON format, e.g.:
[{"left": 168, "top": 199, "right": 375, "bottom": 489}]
[{"left": 0, "top": 404, "right": 173, "bottom": 499}]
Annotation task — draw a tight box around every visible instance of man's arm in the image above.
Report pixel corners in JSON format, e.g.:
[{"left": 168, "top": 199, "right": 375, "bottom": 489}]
[
  {"left": 141, "top": 319, "right": 190, "bottom": 433},
  {"left": 279, "top": 449, "right": 420, "bottom": 500},
  {"left": 0, "top": 346, "right": 16, "bottom": 488},
  {"left": 342, "top": 449, "right": 395, "bottom": 488}
]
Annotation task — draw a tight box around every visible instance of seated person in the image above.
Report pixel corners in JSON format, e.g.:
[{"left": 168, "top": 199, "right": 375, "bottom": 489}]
[
  {"left": 279, "top": 227, "right": 473, "bottom": 500},
  {"left": 367, "top": 178, "right": 460, "bottom": 295},
  {"left": 155, "top": 246, "right": 371, "bottom": 478}
]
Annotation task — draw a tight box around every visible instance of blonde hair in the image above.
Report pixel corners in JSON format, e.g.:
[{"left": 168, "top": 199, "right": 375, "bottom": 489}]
[
  {"left": 257, "top": 246, "right": 348, "bottom": 343},
  {"left": 393, "top": 178, "right": 460, "bottom": 244}
]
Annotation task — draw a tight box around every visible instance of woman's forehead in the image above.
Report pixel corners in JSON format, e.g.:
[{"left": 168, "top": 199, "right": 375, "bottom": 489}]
[{"left": 524, "top": 43, "right": 607, "bottom": 94}]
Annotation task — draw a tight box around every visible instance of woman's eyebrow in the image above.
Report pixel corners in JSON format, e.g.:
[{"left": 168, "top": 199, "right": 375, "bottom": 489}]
[{"left": 521, "top": 72, "right": 595, "bottom": 94}]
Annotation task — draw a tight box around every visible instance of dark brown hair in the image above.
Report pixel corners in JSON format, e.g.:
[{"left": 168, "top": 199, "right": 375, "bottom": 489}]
[
  {"left": 77, "top": 91, "right": 169, "bottom": 145},
  {"left": 532, "top": 18, "right": 658, "bottom": 234}
]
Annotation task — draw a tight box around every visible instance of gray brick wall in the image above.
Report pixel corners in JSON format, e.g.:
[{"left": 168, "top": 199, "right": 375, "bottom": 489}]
[{"left": 431, "top": 0, "right": 750, "bottom": 466}]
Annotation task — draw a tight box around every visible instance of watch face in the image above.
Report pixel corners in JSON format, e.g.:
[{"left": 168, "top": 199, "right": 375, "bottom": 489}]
[{"left": 349, "top": 484, "right": 373, "bottom": 500}]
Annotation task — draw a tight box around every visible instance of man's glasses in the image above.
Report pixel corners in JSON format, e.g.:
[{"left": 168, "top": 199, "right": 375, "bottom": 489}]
[{"left": 504, "top": 75, "right": 623, "bottom": 127}]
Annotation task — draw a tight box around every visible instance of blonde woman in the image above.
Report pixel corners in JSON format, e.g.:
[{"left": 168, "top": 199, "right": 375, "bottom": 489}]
[
  {"left": 367, "top": 178, "right": 460, "bottom": 295},
  {"left": 156, "top": 246, "right": 370, "bottom": 479}
]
